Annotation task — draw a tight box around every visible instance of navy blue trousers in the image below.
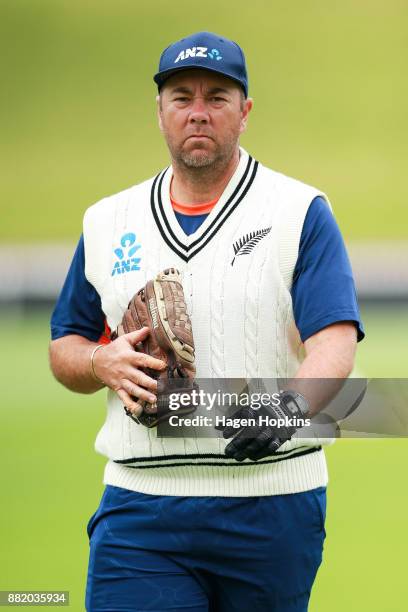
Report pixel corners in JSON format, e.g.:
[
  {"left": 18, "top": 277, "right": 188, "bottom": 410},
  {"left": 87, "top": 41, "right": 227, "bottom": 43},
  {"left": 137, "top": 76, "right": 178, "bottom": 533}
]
[{"left": 86, "top": 485, "right": 326, "bottom": 611}]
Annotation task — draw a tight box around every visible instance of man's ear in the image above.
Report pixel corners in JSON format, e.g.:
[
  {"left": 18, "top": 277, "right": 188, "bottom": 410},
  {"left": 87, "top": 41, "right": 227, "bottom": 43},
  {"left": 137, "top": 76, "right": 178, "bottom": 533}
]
[
  {"left": 156, "top": 95, "right": 163, "bottom": 131},
  {"left": 240, "top": 98, "right": 253, "bottom": 134}
]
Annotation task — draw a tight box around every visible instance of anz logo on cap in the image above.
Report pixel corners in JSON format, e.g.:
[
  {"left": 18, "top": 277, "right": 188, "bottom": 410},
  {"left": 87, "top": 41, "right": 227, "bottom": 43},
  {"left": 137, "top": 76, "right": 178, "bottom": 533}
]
[{"left": 174, "top": 47, "right": 223, "bottom": 63}]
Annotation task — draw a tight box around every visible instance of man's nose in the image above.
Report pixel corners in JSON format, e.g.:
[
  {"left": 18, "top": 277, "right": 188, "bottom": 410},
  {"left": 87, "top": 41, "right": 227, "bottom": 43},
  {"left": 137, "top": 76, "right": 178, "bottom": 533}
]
[{"left": 188, "top": 97, "right": 209, "bottom": 123}]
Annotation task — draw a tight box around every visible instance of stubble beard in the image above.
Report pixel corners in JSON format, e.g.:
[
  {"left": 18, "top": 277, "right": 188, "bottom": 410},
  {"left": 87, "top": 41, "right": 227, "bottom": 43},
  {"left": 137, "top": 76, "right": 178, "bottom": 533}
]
[
  {"left": 165, "top": 133, "right": 239, "bottom": 176},
  {"left": 179, "top": 149, "right": 216, "bottom": 169}
]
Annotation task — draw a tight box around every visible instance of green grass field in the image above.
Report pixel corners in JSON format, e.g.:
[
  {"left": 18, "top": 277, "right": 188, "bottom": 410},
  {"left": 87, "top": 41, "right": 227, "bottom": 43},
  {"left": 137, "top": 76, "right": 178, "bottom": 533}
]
[
  {"left": 0, "top": 307, "right": 407, "bottom": 610},
  {"left": 1, "top": 0, "right": 408, "bottom": 242}
]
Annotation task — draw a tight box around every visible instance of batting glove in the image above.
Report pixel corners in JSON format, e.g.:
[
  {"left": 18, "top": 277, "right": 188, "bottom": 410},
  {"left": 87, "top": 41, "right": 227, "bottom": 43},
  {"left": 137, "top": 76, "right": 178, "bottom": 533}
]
[{"left": 222, "top": 391, "right": 310, "bottom": 462}]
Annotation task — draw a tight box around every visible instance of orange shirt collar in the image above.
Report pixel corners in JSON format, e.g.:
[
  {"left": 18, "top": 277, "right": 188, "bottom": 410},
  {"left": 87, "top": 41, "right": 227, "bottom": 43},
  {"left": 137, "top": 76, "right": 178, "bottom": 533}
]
[{"left": 170, "top": 178, "right": 219, "bottom": 216}]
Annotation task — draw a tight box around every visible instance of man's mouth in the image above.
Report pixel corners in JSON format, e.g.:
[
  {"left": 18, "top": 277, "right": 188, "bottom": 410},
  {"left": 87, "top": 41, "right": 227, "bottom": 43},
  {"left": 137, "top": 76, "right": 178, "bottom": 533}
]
[{"left": 186, "top": 135, "right": 213, "bottom": 141}]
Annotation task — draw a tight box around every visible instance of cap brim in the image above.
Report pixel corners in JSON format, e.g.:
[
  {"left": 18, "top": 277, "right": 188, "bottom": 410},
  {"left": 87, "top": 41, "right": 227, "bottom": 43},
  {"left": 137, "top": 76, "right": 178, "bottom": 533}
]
[{"left": 154, "top": 65, "right": 247, "bottom": 96}]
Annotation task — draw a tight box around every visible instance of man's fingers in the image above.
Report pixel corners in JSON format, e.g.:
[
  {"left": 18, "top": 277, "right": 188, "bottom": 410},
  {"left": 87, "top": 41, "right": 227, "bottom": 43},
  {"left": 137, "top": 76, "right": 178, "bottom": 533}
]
[
  {"left": 116, "top": 389, "right": 143, "bottom": 416},
  {"left": 125, "top": 367, "right": 159, "bottom": 392},
  {"left": 125, "top": 327, "right": 151, "bottom": 345},
  {"left": 226, "top": 437, "right": 261, "bottom": 462},
  {"left": 267, "top": 438, "right": 283, "bottom": 454},
  {"left": 121, "top": 380, "right": 156, "bottom": 405},
  {"left": 239, "top": 433, "right": 269, "bottom": 459},
  {"left": 224, "top": 425, "right": 269, "bottom": 460},
  {"left": 130, "top": 351, "right": 166, "bottom": 371},
  {"left": 239, "top": 436, "right": 284, "bottom": 462},
  {"left": 224, "top": 432, "right": 252, "bottom": 458}
]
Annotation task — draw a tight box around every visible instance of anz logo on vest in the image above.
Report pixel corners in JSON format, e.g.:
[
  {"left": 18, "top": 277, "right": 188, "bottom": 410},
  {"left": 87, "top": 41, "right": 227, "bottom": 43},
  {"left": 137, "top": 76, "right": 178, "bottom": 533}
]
[
  {"left": 174, "top": 47, "right": 223, "bottom": 63},
  {"left": 111, "top": 232, "right": 141, "bottom": 276}
]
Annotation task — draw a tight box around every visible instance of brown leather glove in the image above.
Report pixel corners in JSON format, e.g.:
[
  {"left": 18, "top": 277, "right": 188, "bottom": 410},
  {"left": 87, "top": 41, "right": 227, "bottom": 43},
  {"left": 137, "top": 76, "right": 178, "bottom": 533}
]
[{"left": 112, "top": 268, "right": 196, "bottom": 427}]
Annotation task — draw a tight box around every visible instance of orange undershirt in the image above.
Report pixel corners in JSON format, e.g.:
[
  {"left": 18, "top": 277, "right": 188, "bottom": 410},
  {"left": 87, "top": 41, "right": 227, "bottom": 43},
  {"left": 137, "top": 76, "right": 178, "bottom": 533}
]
[{"left": 170, "top": 178, "right": 219, "bottom": 215}]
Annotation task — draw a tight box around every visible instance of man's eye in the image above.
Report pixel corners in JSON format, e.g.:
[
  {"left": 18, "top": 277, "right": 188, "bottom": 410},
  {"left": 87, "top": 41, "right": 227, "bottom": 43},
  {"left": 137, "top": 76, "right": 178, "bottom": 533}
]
[
  {"left": 174, "top": 97, "right": 189, "bottom": 102},
  {"left": 211, "top": 97, "right": 225, "bottom": 102}
]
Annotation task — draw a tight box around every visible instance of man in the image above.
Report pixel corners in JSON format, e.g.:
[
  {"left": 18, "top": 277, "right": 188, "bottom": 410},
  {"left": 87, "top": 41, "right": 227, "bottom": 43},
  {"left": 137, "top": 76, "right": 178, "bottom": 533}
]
[{"left": 50, "top": 32, "right": 364, "bottom": 612}]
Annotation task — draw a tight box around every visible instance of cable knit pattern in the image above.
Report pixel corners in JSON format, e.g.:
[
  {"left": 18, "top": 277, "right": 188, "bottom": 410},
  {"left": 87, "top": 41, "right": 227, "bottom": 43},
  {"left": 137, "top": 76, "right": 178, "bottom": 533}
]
[
  {"left": 243, "top": 265, "right": 260, "bottom": 378},
  {"left": 209, "top": 237, "right": 226, "bottom": 378}
]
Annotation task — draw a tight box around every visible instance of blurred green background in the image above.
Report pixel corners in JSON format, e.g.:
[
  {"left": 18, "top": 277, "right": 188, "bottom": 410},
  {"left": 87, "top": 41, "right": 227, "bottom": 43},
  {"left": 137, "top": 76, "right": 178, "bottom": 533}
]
[
  {"left": 1, "top": 1, "right": 407, "bottom": 611},
  {"left": 1, "top": 0, "right": 407, "bottom": 242}
]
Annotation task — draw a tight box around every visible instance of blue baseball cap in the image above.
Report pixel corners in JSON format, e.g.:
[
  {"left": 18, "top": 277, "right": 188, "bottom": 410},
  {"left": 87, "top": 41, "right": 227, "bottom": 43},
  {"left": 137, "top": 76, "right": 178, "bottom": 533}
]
[{"left": 154, "top": 31, "right": 248, "bottom": 97}]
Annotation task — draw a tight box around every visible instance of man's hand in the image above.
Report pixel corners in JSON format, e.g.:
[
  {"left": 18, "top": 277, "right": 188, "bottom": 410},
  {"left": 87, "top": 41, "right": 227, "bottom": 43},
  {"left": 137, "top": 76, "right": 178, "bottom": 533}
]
[
  {"left": 49, "top": 328, "right": 166, "bottom": 415},
  {"left": 222, "top": 391, "right": 310, "bottom": 462},
  {"left": 92, "top": 327, "right": 166, "bottom": 417},
  {"left": 221, "top": 322, "right": 358, "bottom": 462}
]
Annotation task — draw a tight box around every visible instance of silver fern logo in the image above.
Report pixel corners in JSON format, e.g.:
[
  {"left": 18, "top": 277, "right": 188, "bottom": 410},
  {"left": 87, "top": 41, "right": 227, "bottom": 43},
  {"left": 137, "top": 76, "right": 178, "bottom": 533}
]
[{"left": 231, "top": 227, "right": 272, "bottom": 266}]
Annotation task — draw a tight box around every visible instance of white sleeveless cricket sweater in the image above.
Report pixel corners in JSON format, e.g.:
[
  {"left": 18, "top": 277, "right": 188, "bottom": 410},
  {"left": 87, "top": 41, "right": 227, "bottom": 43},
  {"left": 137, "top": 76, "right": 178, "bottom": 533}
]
[{"left": 83, "top": 148, "right": 332, "bottom": 496}]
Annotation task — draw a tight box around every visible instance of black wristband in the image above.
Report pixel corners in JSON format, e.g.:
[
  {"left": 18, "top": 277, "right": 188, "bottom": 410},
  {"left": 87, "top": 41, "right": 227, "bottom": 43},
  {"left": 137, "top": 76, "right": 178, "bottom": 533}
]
[{"left": 279, "top": 390, "right": 310, "bottom": 418}]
